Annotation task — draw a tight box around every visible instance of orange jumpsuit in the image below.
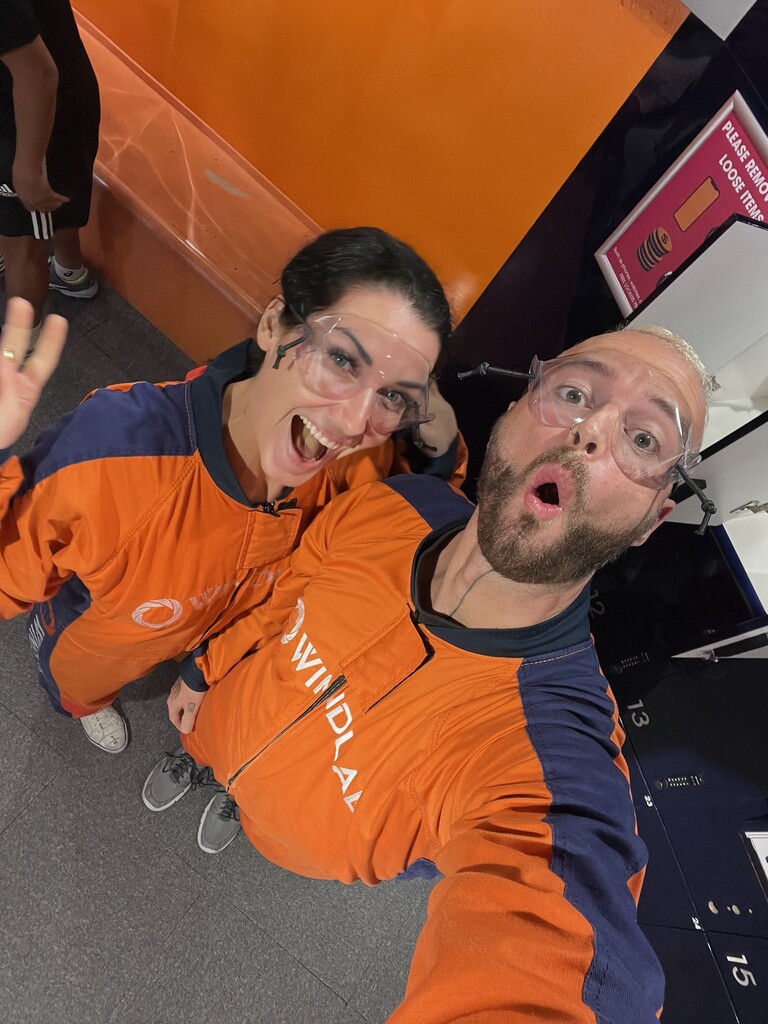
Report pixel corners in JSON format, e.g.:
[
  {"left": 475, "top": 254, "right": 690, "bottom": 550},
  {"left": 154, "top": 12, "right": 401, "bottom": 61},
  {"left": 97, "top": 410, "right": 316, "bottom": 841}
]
[
  {"left": 0, "top": 341, "right": 465, "bottom": 716},
  {"left": 183, "top": 474, "right": 664, "bottom": 1023}
]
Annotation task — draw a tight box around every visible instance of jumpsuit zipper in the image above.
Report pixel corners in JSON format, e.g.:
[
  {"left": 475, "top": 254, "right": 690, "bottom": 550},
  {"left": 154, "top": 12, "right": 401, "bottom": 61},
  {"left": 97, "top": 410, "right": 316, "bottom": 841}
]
[
  {"left": 227, "top": 674, "right": 347, "bottom": 789},
  {"left": 195, "top": 498, "right": 296, "bottom": 645},
  {"left": 257, "top": 497, "right": 297, "bottom": 518},
  {"left": 226, "top": 611, "right": 429, "bottom": 789}
]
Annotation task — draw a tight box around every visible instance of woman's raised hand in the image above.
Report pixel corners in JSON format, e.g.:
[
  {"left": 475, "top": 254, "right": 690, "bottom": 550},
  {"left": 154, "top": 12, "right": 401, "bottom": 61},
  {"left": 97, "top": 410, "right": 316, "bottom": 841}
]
[{"left": 0, "top": 297, "right": 67, "bottom": 450}]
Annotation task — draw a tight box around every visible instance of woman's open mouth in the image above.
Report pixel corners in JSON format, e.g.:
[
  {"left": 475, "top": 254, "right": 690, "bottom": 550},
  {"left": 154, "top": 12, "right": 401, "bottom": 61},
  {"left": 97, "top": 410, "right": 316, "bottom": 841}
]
[{"left": 290, "top": 415, "right": 341, "bottom": 463}]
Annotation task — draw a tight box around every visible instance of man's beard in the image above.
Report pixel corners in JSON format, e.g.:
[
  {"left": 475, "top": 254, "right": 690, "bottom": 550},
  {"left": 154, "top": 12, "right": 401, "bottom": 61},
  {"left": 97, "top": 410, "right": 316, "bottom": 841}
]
[{"left": 476, "top": 424, "right": 660, "bottom": 587}]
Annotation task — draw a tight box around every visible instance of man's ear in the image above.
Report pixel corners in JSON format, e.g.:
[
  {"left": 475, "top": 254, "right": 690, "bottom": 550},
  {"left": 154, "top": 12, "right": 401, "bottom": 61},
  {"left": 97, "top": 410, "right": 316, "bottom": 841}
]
[
  {"left": 631, "top": 497, "right": 675, "bottom": 548},
  {"left": 256, "top": 297, "right": 287, "bottom": 354}
]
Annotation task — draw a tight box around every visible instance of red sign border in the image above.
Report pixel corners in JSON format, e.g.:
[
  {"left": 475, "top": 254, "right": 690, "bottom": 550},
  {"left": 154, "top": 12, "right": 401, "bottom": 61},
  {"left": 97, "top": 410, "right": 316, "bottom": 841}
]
[{"left": 596, "top": 91, "right": 768, "bottom": 315}]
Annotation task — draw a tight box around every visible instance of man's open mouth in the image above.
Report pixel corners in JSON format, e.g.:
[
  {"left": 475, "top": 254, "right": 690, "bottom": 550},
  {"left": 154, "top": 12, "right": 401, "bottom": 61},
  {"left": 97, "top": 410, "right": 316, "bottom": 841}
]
[
  {"left": 291, "top": 415, "right": 341, "bottom": 462},
  {"left": 524, "top": 466, "right": 574, "bottom": 519},
  {"left": 535, "top": 481, "right": 560, "bottom": 506}
]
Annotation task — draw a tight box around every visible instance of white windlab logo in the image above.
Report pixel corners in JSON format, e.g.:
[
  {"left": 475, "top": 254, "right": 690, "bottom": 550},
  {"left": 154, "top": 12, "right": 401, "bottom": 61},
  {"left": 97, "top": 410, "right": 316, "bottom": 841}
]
[
  {"left": 132, "top": 598, "right": 184, "bottom": 629},
  {"left": 287, "top": 623, "right": 362, "bottom": 813},
  {"left": 281, "top": 598, "right": 305, "bottom": 644}
]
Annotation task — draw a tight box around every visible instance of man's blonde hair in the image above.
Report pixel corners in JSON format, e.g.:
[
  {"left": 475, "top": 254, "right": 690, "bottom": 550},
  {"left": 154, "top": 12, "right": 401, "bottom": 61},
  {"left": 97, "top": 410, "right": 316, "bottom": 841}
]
[{"left": 621, "top": 322, "right": 717, "bottom": 403}]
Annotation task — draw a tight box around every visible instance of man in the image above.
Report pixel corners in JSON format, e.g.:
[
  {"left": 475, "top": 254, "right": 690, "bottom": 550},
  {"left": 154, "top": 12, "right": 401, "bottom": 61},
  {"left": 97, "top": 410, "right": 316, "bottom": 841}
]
[
  {"left": 143, "top": 325, "right": 712, "bottom": 1023},
  {"left": 1, "top": 0, "right": 100, "bottom": 330}
]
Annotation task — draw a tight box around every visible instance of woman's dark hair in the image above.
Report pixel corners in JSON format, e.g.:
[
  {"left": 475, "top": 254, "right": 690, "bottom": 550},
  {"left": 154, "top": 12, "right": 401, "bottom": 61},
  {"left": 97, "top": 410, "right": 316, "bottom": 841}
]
[{"left": 278, "top": 227, "right": 452, "bottom": 354}]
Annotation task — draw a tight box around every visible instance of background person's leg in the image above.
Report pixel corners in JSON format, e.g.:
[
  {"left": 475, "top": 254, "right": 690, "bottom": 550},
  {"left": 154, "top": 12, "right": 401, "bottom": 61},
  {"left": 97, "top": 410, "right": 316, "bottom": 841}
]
[
  {"left": 50, "top": 226, "right": 98, "bottom": 298},
  {"left": 51, "top": 226, "right": 82, "bottom": 267},
  {"left": 0, "top": 233, "right": 49, "bottom": 325},
  {"left": 0, "top": 136, "right": 52, "bottom": 325}
]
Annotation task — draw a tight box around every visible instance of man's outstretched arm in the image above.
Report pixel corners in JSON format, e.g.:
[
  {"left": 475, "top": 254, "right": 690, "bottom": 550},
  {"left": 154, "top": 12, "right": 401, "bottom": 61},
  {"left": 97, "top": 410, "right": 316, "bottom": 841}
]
[{"left": 390, "top": 741, "right": 664, "bottom": 1023}]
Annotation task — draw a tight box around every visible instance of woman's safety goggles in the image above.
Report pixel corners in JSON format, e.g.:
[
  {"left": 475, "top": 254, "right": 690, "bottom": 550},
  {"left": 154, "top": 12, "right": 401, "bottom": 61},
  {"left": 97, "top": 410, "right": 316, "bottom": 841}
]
[{"left": 273, "top": 313, "right": 434, "bottom": 434}]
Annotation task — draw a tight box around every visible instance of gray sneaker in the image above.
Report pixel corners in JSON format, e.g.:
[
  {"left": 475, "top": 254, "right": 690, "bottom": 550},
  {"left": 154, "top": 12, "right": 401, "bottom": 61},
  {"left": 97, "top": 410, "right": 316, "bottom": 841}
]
[
  {"left": 142, "top": 749, "right": 201, "bottom": 812},
  {"left": 197, "top": 791, "right": 241, "bottom": 854},
  {"left": 48, "top": 260, "right": 98, "bottom": 298}
]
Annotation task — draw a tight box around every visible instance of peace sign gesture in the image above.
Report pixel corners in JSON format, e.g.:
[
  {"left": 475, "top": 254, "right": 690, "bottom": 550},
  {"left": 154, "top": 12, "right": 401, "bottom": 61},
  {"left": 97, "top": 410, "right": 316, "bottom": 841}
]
[{"left": 0, "top": 297, "right": 67, "bottom": 450}]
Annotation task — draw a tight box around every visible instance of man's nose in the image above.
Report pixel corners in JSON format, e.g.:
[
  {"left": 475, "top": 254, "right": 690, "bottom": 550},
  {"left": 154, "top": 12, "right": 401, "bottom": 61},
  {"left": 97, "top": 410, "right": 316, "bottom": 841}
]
[{"left": 567, "top": 404, "right": 621, "bottom": 455}]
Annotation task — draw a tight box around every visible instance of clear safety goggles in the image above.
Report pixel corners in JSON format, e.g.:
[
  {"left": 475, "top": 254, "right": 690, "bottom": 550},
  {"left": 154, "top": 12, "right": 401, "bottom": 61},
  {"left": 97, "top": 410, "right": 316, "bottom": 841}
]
[
  {"left": 458, "top": 350, "right": 716, "bottom": 533},
  {"left": 527, "top": 352, "right": 701, "bottom": 490},
  {"left": 273, "top": 313, "right": 434, "bottom": 434}
]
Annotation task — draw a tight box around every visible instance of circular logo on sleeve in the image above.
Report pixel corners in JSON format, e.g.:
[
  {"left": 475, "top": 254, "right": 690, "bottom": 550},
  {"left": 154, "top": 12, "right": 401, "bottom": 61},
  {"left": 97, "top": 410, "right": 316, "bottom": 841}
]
[
  {"left": 131, "top": 598, "right": 184, "bottom": 629},
  {"left": 281, "top": 599, "right": 305, "bottom": 644}
]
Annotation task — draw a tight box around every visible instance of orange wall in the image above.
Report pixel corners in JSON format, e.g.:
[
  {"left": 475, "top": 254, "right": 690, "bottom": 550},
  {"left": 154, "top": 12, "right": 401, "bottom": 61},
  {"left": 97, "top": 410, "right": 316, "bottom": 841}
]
[{"left": 73, "top": 0, "right": 686, "bottom": 318}]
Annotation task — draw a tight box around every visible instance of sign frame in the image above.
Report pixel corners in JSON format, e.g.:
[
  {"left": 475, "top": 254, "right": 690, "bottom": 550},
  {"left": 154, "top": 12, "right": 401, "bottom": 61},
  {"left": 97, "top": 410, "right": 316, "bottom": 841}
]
[{"left": 596, "top": 91, "right": 768, "bottom": 315}]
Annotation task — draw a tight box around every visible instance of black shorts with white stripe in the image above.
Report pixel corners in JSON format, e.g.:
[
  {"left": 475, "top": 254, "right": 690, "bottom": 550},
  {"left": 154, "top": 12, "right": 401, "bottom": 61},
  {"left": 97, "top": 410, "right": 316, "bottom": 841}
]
[
  {"left": 0, "top": 181, "right": 55, "bottom": 239},
  {"left": 0, "top": 98, "right": 98, "bottom": 240}
]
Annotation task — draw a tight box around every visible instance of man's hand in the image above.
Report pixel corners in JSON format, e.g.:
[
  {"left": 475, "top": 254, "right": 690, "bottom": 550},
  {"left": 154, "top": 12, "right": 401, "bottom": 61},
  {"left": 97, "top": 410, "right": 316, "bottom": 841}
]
[
  {"left": 167, "top": 676, "right": 206, "bottom": 734},
  {"left": 11, "top": 161, "right": 68, "bottom": 213},
  {"left": 0, "top": 297, "right": 67, "bottom": 449}
]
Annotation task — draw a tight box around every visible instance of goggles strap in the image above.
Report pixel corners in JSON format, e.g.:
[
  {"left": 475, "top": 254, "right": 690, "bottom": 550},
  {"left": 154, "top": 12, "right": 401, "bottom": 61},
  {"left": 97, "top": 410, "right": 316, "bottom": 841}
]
[
  {"left": 457, "top": 362, "right": 536, "bottom": 382},
  {"left": 674, "top": 464, "right": 717, "bottom": 535},
  {"left": 411, "top": 422, "right": 437, "bottom": 452},
  {"left": 272, "top": 323, "right": 311, "bottom": 370}
]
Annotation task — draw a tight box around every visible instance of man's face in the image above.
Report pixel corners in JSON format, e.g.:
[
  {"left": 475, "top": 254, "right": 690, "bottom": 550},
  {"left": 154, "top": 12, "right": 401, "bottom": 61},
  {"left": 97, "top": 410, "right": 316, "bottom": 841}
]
[{"left": 476, "top": 331, "right": 707, "bottom": 587}]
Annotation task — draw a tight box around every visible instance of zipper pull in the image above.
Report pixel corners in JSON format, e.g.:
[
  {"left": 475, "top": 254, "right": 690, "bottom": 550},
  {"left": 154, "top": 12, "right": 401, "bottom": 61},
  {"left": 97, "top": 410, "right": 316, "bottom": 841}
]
[{"left": 259, "top": 502, "right": 280, "bottom": 517}]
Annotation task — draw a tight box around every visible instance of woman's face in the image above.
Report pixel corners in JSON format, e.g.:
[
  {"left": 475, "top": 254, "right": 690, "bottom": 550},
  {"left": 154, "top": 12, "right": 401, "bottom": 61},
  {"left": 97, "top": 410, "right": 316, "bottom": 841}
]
[{"left": 239, "top": 285, "right": 442, "bottom": 495}]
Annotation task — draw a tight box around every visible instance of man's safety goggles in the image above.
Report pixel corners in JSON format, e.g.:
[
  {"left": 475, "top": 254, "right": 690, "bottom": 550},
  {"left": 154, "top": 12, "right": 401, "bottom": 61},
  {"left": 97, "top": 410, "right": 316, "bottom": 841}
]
[
  {"left": 526, "top": 352, "right": 701, "bottom": 489},
  {"left": 458, "top": 350, "right": 716, "bottom": 532}
]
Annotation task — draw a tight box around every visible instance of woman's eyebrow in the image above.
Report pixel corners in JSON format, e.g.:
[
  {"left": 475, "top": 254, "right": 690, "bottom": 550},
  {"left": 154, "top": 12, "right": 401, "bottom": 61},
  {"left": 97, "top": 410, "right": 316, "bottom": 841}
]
[{"left": 336, "top": 327, "right": 373, "bottom": 366}]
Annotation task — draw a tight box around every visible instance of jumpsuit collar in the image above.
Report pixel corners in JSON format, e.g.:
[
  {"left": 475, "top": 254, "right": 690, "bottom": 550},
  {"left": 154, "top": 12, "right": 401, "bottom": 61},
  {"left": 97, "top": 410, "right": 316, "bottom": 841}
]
[
  {"left": 411, "top": 520, "right": 591, "bottom": 657},
  {"left": 189, "top": 339, "right": 280, "bottom": 508}
]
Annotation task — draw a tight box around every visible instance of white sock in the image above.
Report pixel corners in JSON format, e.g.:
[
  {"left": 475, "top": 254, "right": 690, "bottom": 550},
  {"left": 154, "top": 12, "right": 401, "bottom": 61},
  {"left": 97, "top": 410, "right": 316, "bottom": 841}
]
[{"left": 52, "top": 256, "right": 87, "bottom": 281}]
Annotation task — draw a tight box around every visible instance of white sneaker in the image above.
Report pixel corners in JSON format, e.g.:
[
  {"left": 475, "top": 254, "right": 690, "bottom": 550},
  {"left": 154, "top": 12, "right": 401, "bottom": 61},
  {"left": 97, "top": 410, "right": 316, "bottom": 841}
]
[{"left": 80, "top": 706, "right": 128, "bottom": 753}]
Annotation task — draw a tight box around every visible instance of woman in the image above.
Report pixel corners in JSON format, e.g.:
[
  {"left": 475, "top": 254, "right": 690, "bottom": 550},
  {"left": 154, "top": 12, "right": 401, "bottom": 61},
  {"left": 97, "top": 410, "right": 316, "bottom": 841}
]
[{"left": 0, "top": 227, "right": 461, "bottom": 752}]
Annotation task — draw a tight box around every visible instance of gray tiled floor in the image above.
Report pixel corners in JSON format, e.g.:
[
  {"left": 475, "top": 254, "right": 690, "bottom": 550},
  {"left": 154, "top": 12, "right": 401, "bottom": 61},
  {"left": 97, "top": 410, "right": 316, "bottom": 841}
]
[{"left": 0, "top": 283, "right": 432, "bottom": 1023}]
